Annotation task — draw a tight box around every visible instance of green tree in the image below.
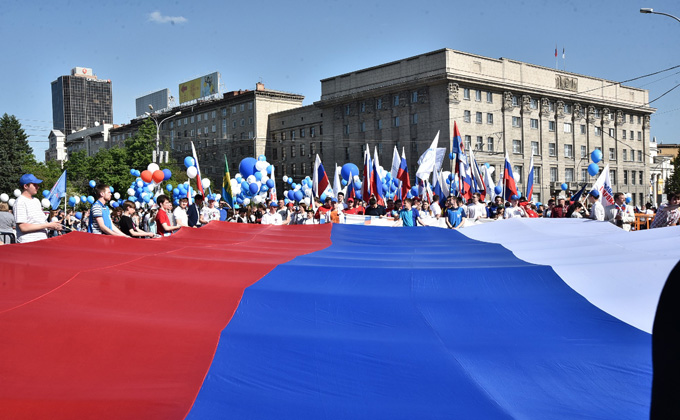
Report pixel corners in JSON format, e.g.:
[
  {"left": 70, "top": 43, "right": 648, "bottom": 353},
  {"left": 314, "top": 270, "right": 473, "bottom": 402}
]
[
  {"left": 124, "top": 119, "right": 156, "bottom": 170},
  {"left": 24, "top": 159, "right": 64, "bottom": 191},
  {"left": 64, "top": 150, "right": 92, "bottom": 193},
  {"left": 665, "top": 150, "right": 680, "bottom": 195},
  {"left": 0, "top": 113, "right": 35, "bottom": 192}
]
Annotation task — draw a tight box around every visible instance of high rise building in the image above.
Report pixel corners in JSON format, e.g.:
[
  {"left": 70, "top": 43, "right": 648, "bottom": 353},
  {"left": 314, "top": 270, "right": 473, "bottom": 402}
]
[{"left": 51, "top": 67, "right": 113, "bottom": 136}]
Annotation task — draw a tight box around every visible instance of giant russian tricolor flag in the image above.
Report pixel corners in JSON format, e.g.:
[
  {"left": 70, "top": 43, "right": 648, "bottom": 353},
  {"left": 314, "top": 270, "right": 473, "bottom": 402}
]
[{"left": 1, "top": 220, "right": 678, "bottom": 419}]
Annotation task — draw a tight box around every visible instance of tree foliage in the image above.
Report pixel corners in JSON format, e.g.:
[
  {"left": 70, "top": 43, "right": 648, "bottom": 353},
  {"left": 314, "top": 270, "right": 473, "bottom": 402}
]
[
  {"left": 0, "top": 113, "right": 35, "bottom": 192},
  {"left": 665, "top": 150, "right": 680, "bottom": 195}
]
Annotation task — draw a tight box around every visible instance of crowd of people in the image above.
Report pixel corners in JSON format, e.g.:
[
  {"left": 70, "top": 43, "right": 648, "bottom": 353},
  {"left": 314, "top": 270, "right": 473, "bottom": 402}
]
[{"left": 2, "top": 173, "right": 679, "bottom": 245}]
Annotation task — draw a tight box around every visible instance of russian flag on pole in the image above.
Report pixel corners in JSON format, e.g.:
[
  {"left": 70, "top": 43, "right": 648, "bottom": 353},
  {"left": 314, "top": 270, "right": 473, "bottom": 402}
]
[
  {"left": 190, "top": 141, "right": 205, "bottom": 197},
  {"left": 371, "top": 147, "right": 385, "bottom": 205},
  {"left": 397, "top": 147, "right": 411, "bottom": 200},
  {"left": 362, "top": 146, "right": 372, "bottom": 200},
  {"left": 468, "top": 148, "right": 486, "bottom": 201},
  {"left": 312, "top": 154, "right": 330, "bottom": 198},
  {"left": 526, "top": 154, "right": 535, "bottom": 200},
  {"left": 503, "top": 152, "right": 519, "bottom": 200}
]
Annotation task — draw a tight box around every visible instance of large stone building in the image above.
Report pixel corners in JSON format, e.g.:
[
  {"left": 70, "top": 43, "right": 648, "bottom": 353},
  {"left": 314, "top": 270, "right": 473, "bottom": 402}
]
[{"left": 268, "top": 48, "right": 655, "bottom": 206}]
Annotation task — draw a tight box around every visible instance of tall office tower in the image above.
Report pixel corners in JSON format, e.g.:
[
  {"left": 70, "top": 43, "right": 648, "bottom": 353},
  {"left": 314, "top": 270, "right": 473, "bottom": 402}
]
[{"left": 51, "top": 67, "right": 113, "bottom": 135}]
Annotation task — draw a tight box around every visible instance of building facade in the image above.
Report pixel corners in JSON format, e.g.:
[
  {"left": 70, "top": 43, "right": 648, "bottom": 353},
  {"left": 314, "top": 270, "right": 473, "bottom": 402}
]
[
  {"left": 51, "top": 67, "right": 113, "bottom": 138},
  {"left": 268, "top": 49, "right": 655, "bottom": 206}
]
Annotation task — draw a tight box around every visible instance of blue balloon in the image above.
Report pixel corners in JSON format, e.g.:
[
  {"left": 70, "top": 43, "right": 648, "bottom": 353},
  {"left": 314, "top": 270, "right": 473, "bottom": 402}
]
[
  {"left": 184, "top": 156, "right": 195, "bottom": 168},
  {"left": 80, "top": 195, "right": 87, "bottom": 203},
  {"left": 109, "top": 186, "right": 114, "bottom": 193},
  {"left": 287, "top": 190, "right": 295, "bottom": 201},
  {"left": 561, "top": 183, "right": 568, "bottom": 191},
  {"left": 162, "top": 169, "right": 172, "bottom": 180},
  {"left": 356, "top": 192, "right": 363, "bottom": 200},
  {"left": 320, "top": 193, "right": 327, "bottom": 202},
  {"left": 68, "top": 197, "right": 76, "bottom": 205},
  {"left": 172, "top": 188, "right": 179, "bottom": 195},
  {"left": 294, "top": 190, "right": 303, "bottom": 202},
  {"left": 111, "top": 202, "right": 119, "bottom": 208},
  {"left": 591, "top": 149, "right": 603, "bottom": 163},
  {"left": 130, "top": 169, "right": 136, "bottom": 176},
  {"left": 485, "top": 163, "right": 490, "bottom": 169},
  {"left": 267, "top": 165, "right": 273, "bottom": 174},
  {"left": 341, "top": 179, "right": 348, "bottom": 186},
  {"left": 236, "top": 197, "right": 243, "bottom": 204},
  {"left": 341, "top": 163, "right": 360, "bottom": 181},
  {"left": 587, "top": 163, "right": 600, "bottom": 177},
  {"left": 261, "top": 185, "right": 269, "bottom": 192},
  {"left": 89, "top": 180, "right": 96, "bottom": 188},
  {"left": 625, "top": 196, "right": 632, "bottom": 204},
  {"left": 254, "top": 172, "right": 263, "bottom": 181},
  {"left": 166, "top": 184, "right": 173, "bottom": 192},
  {"left": 266, "top": 179, "right": 275, "bottom": 188},
  {"left": 173, "top": 198, "right": 179, "bottom": 206},
  {"left": 287, "top": 178, "right": 293, "bottom": 185},
  {"left": 249, "top": 183, "right": 259, "bottom": 195},
  {"left": 258, "top": 155, "right": 267, "bottom": 161},
  {"left": 239, "top": 157, "right": 258, "bottom": 178},
  {"left": 411, "top": 186, "right": 419, "bottom": 196},
  {"left": 494, "top": 186, "right": 502, "bottom": 195},
  {"left": 241, "top": 181, "right": 249, "bottom": 191},
  {"left": 449, "top": 152, "right": 454, "bottom": 160},
  {"left": 128, "top": 196, "right": 136, "bottom": 202},
  {"left": 87, "top": 196, "right": 95, "bottom": 204},
  {"left": 75, "top": 212, "right": 82, "bottom": 220},
  {"left": 42, "top": 190, "right": 50, "bottom": 198}
]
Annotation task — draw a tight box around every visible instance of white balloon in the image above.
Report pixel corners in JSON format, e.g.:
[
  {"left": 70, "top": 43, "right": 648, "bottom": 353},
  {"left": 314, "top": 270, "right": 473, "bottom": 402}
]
[
  {"left": 41, "top": 198, "right": 51, "bottom": 208},
  {"left": 135, "top": 201, "right": 141, "bottom": 209},
  {"left": 282, "top": 175, "right": 289, "bottom": 183},
  {"left": 0, "top": 193, "right": 8, "bottom": 202},
  {"left": 242, "top": 198, "right": 250, "bottom": 205},
  {"left": 303, "top": 197, "right": 310, "bottom": 206},
  {"left": 252, "top": 196, "right": 262, "bottom": 204},
  {"left": 127, "top": 188, "right": 135, "bottom": 196},
  {"left": 261, "top": 175, "right": 269, "bottom": 183},
  {"left": 246, "top": 175, "right": 256, "bottom": 184},
  {"left": 14, "top": 189, "right": 21, "bottom": 198},
  {"left": 255, "top": 161, "right": 268, "bottom": 172},
  {"left": 136, "top": 180, "right": 143, "bottom": 188},
  {"left": 201, "top": 178, "right": 211, "bottom": 190},
  {"left": 74, "top": 196, "right": 81, "bottom": 203},
  {"left": 215, "top": 194, "right": 221, "bottom": 201},
  {"left": 294, "top": 184, "right": 301, "bottom": 191},
  {"left": 147, "top": 163, "right": 160, "bottom": 173},
  {"left": 113, "top": 192, "right": 121, "bottom": 200},
  {"left": 187, "top": 166, "right": 198, "bottom": 179},
  {"left": 8, "top": 198, "right": 15, "bottom": 207}
]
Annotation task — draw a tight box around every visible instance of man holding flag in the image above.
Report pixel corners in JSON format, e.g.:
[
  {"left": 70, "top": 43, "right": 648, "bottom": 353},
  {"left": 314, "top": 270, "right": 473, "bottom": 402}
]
[{"left": 502, "top": 153, "right": 519, "bottom": 201}]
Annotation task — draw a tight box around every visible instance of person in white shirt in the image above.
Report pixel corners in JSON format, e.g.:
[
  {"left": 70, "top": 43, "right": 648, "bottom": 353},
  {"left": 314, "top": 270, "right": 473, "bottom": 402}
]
[
  {"left": 587, "top": 190, "right": 605, "bottom": 221},
  {"left": 504, "top": 195, "right": 527, "bottom": 219},
  {"left": 13, "top": 173, "right": 62, "bottom": 243},
  {"left": 430, "top": 194, "right": 442, "bottom": 219},
  {"left": 465, "top": 193, "right": 487, "bottom": 221},
  {"left": 261, "top": 202, "right": 283, "bottom": 225},
  {"left": 201, "top": 196, "right": 221, "bottom": 223},
  {"left": 604, "top": 192, "right": 635, "bottom": 231},
  {"left": 173, "top": 198, "right": 190, "bottom": 227}
]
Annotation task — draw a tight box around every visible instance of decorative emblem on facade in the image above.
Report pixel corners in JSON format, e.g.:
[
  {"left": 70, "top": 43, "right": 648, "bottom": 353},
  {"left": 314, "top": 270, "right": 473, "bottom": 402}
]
[
  {"left": 644, "top": 115, "right": 651, "bottom": 129},
  {"left": 602, "top": 108, "right": 611, "bottom": 125},
  {"left": 521, "top": 95, "right": 532, "bottom": 114},
  {"left": 447, "top": 83, "right": 459, "bottom": 104},
  {"left": 587, "top": 105, "right": 596, "bottom": 123},
  {"left": 616, "top": 110, "right": 624, "bottom": 125},
  {"left": 573, "top": 103, "right": 583, "bottom": 120},
  {"left": 540, "top": 98, "right": 551, "bottom": 116},
  {"left": 503, "top": 92, "right": 514, "bottom": 111},
  {"left": 555, "top": 75, "right": 578, "bottom": 92}
]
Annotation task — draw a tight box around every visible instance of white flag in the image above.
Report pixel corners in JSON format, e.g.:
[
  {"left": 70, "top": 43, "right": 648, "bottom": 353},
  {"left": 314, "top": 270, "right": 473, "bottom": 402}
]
[
  {"left": 390, "top": 146, "right": 401, "bottom": 179},
  {"left": 416, "top": 131, "right": 440, "bottom": 179}
]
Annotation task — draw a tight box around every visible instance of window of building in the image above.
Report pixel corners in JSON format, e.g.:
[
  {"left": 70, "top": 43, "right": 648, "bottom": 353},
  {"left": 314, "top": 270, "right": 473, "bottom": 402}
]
[
  {"left": 622, "top": 149, "right": 627, "bottom": 161},
  {"left": 487, "top": 92, "right": 493, "bottom": 103},
  {"left": 593, "top": 108, "right": 601, "bottom": 119},
  {"left": 476, "top": 112, "right": 483, "bottom": 123},
  {"left": 212, "top": 124, "right": 216, "bottom": 133},
  {"left": 629, "top": 115, "right": 634, "bottom": 124},
  {"left": 197, "top": 114, "right": 202, "bottom": 122},
  {"left": 411, "top": 113, "right": 418, "bottom": 125},
  {"left": 344, "top": 124, "right": 350, "bottom": 135},
  {"left": 272, "top": 147, "right": 278, "bottom": 160},
  {"left": 177, "top": 119, "right": 182, "bottom": 127},
  {"left": 344, "top": 147, "right": 350, "bottom": 161},
  {"left": 475, "top": 90, "right": 482, "bottom": 101},
  {"left": 610, "top": 170, "right": 617, "bottom": 185},
  {"left": 281, "top": 146, "right": 286, "bottom": 159},
  {"left": 248, "top": 102, "right": 253, "bottom": 110},
  {"left": 630, "top": 130, "right": 634, "bottom": 140},
  {"left": 464, "top": 136, "right": 472, "bottom": 151},
  {"left": 310, "top": 127, "right": 316, "bottom": 137},
  {"left": 624, "top": 170, "right": 629, "bottom": 185},
  {"left": 376, "top": 98, "right": 382, "bottom": 110},
  {"left": 301, "top": 162, "right": 306, "bottom": 175},
  {"left": 531, "top": 141, "right": 539, "bottom": 155},
  {"left": 563, "top": 104, "right": 572, "bottom": 114},
  {"left": 345, "top": 105, "right": 351, "bottom": 116},
  {"left": 609, "top": 148, "right": 615, "bottom": 160},
  {"left": 222, "top": 119, "right": 226, "bottom": 135},
  {"left": 580, "top": 168, "right": 588, "bottom": 182},
  {"left": 609, "top": 128, "right": 615, "bottom": 138},
  {"left": 463, "top": 88, "right": 470, "bottom": 100},
  {"left": 476, "top": 136, "right": 483, "bottom": 150},
  {"left": 291, "top": 130, "right": 296, "bottom": 140},
  {"left": 565, "top": 168, "right": 574, "bottom": 182},
  {"left": 240, "top": 104, "right": 245, "bottom": 112},
  {"left": 377, "top": 119, "right": 383, "bottom": 130},
  {"left": 464, "top": 110, "right": 471, "bottom": 123},
  {"left": 530, "top": 98, "right": 538, "bottom": 109},
  {"left": 300, "top": 128, "right": 305, "bottom": 138},
  {"left": 549, "top": 143, "right": 556, "bottom": 156},
  {"left": 360, "top": 121, "right": 366, "bottom": 132},
  {"left": 639, "top": 171, "right": 643, "bottom": 184},
  {"left": 221, "top": 108, "right": 227, "bottom": 117},
  {"left": 512, "top": 116, "right": 521, "bottom": 127},
  {"left": 513, "top": 166, "right": 523, "bottom": 183},
  {"left": 300, "top": 144, "right": 305, "bottom": 156},
  {"left": 249, "top": 117, "right": 253, "bottom": 125},
  {"left": 638, "top": 150, "right": 643, "bottom": 162},
  {"left": 291, "top": 145, "right": 296, "bottom": 157},
  {"left": 310, "top": 142, "right": 315, "bottom": 154},
  {"left": 360, "top": 102, "right": 366, "bottom": 113},
  {"left": 512, "top": 139, "right": 522, "bottom": 154},
  {"left": 564, "top": 144, "right": 573, "bottom": 158},
  {"left": 637, "top": 131, "right": 642, "bottom": 141},
  {"left": 393, "top": 95, "right": 400, "bottom": 106},
  {"left": 291, "top": 163, "right": 297, "bottom": 176},
  {"left": 534, "top": 167, "right": 541, "bottom": 184},
  {"left": 411, "top": 91, "right": 418, "bottom": 103},
  {"left": 550, "top": 167, "right": 558, "bottom": 182},
  {"left": 512, "top": 96, "right": 519, "bottom": 106},
  {"left": 239, "top": 118, "right": 244, "bottom": 127},
  {"left": 281, "top": 132, "right": 286, "bottom": 140},
  {"left": 548, "top": 101, "right": 554, "bottom": 112},
  {"left": 530, "top": 119, "right": 539, "bottom": 129},
  {"left": 393, "top": 116, "right": 400, "bottom": 127},
  {"left": 564, "top": 123, "right": 572, "bottom": 133},
  {"left": 580, "top": 125, "right": 586, "bottom": 135},
  {"left": 487, "top": 137, "right": 494, "bottom": 152},
  {"left": 622, "top": 130, "right": 627, "bottom": 139},
  {"left": 486, "top": 113, "right": 493, "bottom": 124},
  {"left": 595, "top": 127, "right": 602, "bottom": 136},
  {"left": 549, "top": 121, "right": 556, "bottom": 132}
]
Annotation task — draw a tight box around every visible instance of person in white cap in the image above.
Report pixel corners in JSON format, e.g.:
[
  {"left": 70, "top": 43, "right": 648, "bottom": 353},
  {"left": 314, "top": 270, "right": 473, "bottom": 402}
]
[
  {"left": 261, "top": 202, "right": 283, "bottom": 225},
  {"left": 13, "top": 174, "right": 62, "bottom": 243}
]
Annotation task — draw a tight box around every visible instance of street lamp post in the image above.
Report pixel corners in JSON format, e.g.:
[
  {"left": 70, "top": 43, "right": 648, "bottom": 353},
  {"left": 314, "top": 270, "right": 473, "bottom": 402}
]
[
  {"left": 640, "top": 8, "right": 680, "bottom": 24},
  {"left": 146, "top": 108, "right": 181, "bottom": 163}
]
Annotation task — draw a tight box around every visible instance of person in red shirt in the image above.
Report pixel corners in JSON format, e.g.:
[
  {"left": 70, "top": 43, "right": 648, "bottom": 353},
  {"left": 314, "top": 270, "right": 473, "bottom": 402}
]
[
  {"left": 315, "top": 197, "right": 333, "bottom": 220},
  {"left": 551, "top": 197, "right": 568, "bottom": 218},
  {"left": 344, "top": 198, "right": 361, "bottom": 215},
  {"left": 156, "top": 195, "right": 181, "bottom": 236}
]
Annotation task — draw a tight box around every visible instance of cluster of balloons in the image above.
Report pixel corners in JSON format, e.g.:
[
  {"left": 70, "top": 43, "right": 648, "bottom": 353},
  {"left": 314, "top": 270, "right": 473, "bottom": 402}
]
[
  {"left": 589, "top": 149, "right": 602, "bottom": 177},
  {"left": 180, "top": 156, "right": 217, "bottom": 205},
  {"left": 0, "top": 190, "right": 21, "bottom": 207},
  {"left": 229, "top": 155, "right": 276, "bottom": 206}
]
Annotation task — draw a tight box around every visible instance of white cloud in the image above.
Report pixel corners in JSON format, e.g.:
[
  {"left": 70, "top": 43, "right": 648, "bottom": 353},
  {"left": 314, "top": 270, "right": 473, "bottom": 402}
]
[{"left": 148, "top": 11, "right": 187, "bottom": 25}]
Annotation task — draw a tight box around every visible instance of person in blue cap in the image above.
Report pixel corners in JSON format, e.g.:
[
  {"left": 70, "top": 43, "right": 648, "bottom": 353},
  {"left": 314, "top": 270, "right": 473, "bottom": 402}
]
[
  {"left": 587, "top": 190, "right": 605, "bottom": 221},
  {"left": 13, "top": 174, "right": 62, "bottom": 243}
]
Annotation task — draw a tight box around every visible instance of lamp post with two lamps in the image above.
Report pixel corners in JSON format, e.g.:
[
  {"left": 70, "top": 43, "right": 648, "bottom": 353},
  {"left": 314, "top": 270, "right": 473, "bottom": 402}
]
[{"left": 145, "top": 105, "right": 181, "bottom": 163}]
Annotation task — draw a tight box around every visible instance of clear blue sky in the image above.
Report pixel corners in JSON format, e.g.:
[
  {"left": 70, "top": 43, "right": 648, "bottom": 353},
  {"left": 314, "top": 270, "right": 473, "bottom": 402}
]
[{"left": 2, "top": 0, "right": 679, "bottom": 161}]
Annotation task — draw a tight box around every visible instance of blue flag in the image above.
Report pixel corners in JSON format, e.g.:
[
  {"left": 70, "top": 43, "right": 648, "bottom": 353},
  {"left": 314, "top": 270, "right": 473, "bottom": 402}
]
[{"left": 47, "top": 170, "right": 67, "bottom": 210}]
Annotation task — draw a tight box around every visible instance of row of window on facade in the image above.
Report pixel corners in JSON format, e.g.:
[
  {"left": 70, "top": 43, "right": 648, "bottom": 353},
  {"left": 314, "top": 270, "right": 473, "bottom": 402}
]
[
  {"left": 269, "top": 142, "right": 323, "bottom": 161},
  {"left": 345, "top": 92, "right": 421, "bottom": 115},
  {"left": 462, "top": 88, "right": 645, "bottom": 125},
  {"left": 463, "top": 111, "right": 644, "bottom": 140},
  {"left": 341, "top": 115, "right": 419, "bottom": 135},
  {"left": 272, "top": 126, "right": 321, "bottom": 141},
  {"left": 493, "top": 165, "right": 645, "bottom": 187}
]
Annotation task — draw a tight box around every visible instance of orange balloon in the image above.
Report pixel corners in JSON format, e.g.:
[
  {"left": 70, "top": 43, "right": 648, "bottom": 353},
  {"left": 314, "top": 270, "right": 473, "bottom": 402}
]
[
  {"left": 140, "top": 170, "right": 153, "bottom": 183},
  {"left": 152, "top": 170, "right": 165, "bottom": 184}
]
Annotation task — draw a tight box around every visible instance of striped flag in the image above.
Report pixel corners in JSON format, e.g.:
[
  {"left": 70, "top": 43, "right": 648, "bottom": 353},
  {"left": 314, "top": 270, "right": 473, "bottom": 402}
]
[
  {"left": 313, "top": 154, "right": 330, "bottom": 198},
  {"left": 190, "top": 141, "right": 204, "bottom": 197},
  {"left": 221, "top": 155, "right": 234, "bottom": 209}
]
